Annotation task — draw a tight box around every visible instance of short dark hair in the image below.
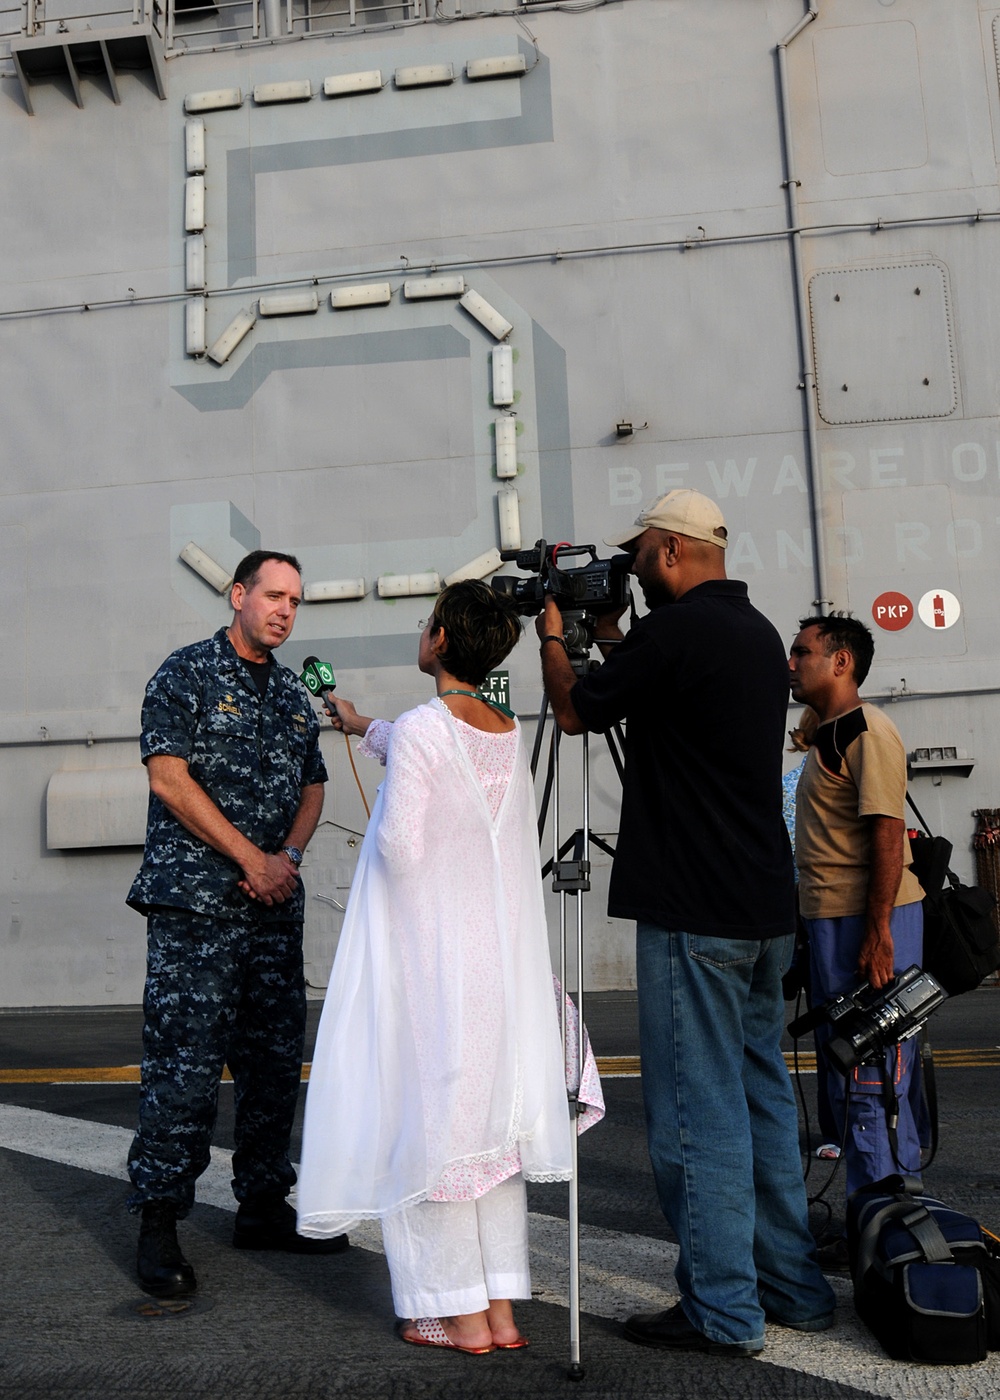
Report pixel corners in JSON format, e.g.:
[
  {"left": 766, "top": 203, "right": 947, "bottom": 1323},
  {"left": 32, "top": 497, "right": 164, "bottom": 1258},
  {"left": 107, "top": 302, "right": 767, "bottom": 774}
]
[
  {"left": 232, "top": 551, "right": 303, "bottom": 594},
  {"left": 797, "top": 611, "right": 874, "bottom": 685},
  {"left": 429, "top": 580, "right": 523, "bottom": 685}
]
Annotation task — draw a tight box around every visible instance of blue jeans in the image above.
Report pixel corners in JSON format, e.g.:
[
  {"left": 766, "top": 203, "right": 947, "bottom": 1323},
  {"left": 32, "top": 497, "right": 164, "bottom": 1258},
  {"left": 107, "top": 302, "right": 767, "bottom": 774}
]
[
  {"left": 805, "top": 903, "right": 924, "bottom": 1197},
  {"left": 636, "top": 925, "right": 835, "bottom": 1345}
]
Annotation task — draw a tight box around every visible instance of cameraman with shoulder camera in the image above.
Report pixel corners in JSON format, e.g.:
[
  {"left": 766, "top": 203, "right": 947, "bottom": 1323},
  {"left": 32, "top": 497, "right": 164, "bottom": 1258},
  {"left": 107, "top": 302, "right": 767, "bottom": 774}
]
[
  {"left": 788, "top": 614, "right": 925, "bottom": 1264},
  {"left": 538, "top": 489, "right": 834, "bottom": 1355}
]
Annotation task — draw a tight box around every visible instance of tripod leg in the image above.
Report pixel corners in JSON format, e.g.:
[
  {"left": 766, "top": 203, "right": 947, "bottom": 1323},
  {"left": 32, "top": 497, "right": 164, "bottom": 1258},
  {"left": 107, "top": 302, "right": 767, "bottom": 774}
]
[
  {"left": 567, "top": 1110, "right": 584, "bottom": 1380},
  {"left": 565, "top": 738, "right": 589, "bottom": 1381},
  {"left": 541, "top": 697, "right": 596, "bottom": 1379}
]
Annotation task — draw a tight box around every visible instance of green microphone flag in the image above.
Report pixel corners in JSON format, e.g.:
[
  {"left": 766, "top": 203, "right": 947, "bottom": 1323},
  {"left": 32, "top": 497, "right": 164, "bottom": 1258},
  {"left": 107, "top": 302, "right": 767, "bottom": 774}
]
[{"left": 300, "top": 656, "right": 336, "bottom": 697}]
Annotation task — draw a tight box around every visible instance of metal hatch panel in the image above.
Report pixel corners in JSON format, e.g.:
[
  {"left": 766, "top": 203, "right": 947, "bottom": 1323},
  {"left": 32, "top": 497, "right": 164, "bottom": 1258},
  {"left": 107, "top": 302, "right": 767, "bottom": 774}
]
[{"left": 810, "top": 262, "right": 958, "bottom": 425}]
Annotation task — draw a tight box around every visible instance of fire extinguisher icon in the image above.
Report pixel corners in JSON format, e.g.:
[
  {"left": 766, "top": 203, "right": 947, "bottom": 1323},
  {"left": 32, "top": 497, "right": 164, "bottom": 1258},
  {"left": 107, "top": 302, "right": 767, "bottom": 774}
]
[{"left": 918, "top": 589, "right": 958, "bottom": 630}]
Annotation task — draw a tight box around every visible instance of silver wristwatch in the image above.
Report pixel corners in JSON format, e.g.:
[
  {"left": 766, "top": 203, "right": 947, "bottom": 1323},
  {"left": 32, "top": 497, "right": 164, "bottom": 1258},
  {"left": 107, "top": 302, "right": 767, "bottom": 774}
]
[{"left": 282, "top": 846, "right": 304, "bottom": 867}]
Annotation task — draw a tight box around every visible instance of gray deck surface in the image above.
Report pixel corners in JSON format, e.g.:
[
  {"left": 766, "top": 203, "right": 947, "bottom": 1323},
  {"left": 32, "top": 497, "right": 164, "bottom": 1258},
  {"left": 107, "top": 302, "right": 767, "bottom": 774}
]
[{"left": 2, "top": 990, "right": 999, "bottom": 1400}]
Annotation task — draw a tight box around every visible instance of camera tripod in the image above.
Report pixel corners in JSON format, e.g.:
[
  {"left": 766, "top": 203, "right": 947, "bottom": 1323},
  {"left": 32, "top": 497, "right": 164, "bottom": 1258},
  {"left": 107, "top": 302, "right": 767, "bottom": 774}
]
[{"left": 529, "top": 673, "right": 625, "bottom": 1382}]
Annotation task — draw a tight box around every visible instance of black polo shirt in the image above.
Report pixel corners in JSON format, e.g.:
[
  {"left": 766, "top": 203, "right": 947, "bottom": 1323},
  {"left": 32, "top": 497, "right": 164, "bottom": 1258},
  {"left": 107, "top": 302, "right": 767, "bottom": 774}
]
[{"left": 570, "top": 579, "right": 794, "bottom": 939}]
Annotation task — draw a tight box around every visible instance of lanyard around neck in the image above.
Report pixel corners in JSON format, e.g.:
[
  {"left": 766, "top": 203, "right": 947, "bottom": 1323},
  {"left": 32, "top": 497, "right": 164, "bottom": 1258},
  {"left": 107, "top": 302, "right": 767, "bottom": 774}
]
[{"left": 437, "top": 689, "right": 515, "bottom": 720}]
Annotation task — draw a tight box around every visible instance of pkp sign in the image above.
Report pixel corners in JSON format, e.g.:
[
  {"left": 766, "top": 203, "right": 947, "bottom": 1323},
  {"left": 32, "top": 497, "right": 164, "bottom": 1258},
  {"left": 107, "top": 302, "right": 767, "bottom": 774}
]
[{"left": 872, "top": 592, "right": 913, "bottom": 631}]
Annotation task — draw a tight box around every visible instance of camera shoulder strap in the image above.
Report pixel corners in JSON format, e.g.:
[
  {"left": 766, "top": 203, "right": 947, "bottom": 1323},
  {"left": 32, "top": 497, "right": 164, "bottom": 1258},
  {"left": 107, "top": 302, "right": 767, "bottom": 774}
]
[
  {"left": 874, "top": 1041, "right": 936, "bottom": 1175},
  {"left": 918, "top": 1026, "right": 939, "bottom": 1166},
  {"left": 876, "top": 1057, "right": 903, "bottom": 1175}
]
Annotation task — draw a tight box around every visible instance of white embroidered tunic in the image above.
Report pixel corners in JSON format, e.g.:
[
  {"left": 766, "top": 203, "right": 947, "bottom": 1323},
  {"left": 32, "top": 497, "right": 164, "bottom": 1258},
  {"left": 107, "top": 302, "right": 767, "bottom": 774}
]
[{"left": 297, "top": 699, "right": 591, "bottom": 1235}]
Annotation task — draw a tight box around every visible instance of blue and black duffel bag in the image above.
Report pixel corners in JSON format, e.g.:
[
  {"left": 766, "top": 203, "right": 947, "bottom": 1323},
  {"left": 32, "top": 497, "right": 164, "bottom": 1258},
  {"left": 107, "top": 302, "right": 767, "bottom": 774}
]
[{"left": 847, "top": 1174, "right": 1000, "bottom": 1364}]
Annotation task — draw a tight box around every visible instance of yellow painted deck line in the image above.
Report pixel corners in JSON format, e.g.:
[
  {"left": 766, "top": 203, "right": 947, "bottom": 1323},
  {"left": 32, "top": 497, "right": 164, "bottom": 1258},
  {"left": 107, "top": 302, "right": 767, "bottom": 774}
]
[
  {"left": 2, "top": 1047, "right": 999, "bottom": 1084},
  {"left": 595, "top": 1056, "right": 641, "bottom": 1076},
  {"left": 0, "top": 1066, "right": 228, "bottom": 1084}
]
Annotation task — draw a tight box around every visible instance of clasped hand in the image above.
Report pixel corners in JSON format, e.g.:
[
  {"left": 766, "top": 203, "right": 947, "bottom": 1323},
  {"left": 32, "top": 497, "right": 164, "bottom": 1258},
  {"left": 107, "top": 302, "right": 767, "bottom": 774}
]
[{"left": 238, "top": 850, "right": 300, "bottom": 905}]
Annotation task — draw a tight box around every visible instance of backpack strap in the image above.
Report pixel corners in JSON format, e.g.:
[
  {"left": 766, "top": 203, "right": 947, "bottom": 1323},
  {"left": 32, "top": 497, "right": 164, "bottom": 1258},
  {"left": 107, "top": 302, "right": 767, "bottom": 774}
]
[
  {"left": 906, "top": 791, "right": 959, "bottom": 889},
  {"left": 905, "top": 790, "right": 933, "bottom": 836}
]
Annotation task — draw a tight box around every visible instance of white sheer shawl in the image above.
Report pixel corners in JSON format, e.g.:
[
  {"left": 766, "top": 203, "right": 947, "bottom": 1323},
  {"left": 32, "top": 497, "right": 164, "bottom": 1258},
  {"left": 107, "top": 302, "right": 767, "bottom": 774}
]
[{"left": 297, "top": 700, "right": 576, "bottom": 1236}]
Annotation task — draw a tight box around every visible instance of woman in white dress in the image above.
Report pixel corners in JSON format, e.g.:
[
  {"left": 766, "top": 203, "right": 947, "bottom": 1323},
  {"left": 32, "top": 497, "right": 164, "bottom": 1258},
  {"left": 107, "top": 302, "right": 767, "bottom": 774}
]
[{"left": 297, "top": 582, "right": 601, "bottom": 1354}]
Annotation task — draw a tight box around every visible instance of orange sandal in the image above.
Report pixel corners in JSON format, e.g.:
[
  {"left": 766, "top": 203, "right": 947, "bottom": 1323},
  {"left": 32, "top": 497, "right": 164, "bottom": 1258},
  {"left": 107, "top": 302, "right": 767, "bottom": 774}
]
[{"left": 396, "top": 1317, "right": 496, "bottom": 1354}]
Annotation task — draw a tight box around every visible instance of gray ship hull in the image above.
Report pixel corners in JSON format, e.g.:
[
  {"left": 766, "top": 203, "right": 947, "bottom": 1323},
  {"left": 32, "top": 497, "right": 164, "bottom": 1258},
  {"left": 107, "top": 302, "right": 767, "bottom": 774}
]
[{"left": 1, "top": 0, "right": 998, "bottom": 1004}]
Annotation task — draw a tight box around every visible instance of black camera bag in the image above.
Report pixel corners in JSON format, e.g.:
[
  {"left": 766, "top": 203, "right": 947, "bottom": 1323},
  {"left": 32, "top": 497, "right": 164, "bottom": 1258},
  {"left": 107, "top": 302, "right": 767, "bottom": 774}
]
[
  {"left": 905, "top": 801, "right": 1000, "bottom": 996},
  {"left": 848, "top": 1175, "right": 993, "bottom": 1364},
  {"left": 922, "top": 875, "right": 1000, "bottom": 995}
]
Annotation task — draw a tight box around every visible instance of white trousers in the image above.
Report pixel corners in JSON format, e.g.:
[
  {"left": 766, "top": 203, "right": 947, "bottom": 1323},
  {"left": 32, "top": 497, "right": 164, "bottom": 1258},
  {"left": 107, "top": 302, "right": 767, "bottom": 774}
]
[{"left": 380, "top": 1172, "right": 531, "bottom": 1318}]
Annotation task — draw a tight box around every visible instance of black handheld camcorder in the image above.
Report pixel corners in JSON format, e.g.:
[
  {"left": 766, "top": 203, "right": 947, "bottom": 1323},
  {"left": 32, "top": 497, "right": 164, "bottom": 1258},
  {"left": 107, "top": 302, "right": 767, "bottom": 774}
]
[
  {"left": 788, "top": 964, "right": 947, "bottom": 1077},
  {"left": 490, "top": 539, "right": 632, "bottom": 664}
]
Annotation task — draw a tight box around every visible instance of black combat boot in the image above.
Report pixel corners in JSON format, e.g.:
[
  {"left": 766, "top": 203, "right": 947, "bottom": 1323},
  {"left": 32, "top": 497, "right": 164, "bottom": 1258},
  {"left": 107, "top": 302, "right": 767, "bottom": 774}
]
[
  {"left": 137, "top": 1200, "right": 197, "bottom": 1297},
  {"left": 233, "top": 1191, "right": 349, "bottom": 1254}
]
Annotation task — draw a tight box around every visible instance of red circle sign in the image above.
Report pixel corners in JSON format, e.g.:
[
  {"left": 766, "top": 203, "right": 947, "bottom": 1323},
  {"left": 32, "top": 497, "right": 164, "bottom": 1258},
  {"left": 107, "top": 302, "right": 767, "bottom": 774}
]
[{"left": 872, "top": 591, "right": 914, "bottom": 631}]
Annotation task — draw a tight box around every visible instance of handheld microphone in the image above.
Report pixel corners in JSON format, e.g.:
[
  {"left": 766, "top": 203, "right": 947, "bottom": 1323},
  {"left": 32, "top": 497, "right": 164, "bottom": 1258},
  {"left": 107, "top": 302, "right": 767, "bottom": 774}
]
[
  {"left": 300, "top": 656, "right": 337, "bottom": 712},
  {"left": 302, "top": 655, "right": 370, "bottom": 817}
]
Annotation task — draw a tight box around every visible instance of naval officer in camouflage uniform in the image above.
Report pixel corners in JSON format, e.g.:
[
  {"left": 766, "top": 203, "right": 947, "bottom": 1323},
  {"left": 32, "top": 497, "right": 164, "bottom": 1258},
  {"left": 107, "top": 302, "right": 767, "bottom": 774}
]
[{"left": 126, "top": 550, "right": 346, "bottom": 1298}]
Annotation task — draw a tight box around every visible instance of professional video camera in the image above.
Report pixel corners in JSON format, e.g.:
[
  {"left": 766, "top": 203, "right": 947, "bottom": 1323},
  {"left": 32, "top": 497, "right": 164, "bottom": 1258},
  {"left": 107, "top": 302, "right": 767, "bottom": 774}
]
[
  {"left": 491, "top": 539, "right": 632, "bottom": 664},
  {"left": 788, "top": 964, "right": 947, "bottom": 1077}
]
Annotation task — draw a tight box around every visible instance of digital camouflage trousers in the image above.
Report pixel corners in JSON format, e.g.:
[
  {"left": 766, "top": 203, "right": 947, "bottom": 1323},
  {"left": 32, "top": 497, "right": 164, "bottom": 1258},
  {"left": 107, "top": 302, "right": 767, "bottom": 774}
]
[{"left": 127, "top": 907, "right": 306, "bottom": 1216}]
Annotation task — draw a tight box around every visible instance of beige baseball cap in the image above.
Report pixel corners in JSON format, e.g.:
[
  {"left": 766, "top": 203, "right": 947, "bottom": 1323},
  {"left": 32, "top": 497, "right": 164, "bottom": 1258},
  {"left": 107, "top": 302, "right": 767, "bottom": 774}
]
[{"left": 604, "top": 488, "right": 728, "bottom": 550}]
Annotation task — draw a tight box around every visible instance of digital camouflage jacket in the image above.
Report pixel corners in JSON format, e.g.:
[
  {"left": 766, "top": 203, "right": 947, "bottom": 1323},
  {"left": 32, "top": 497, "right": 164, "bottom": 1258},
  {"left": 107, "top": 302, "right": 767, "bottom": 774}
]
[{"left": 127, "top": 628, "right": 327, "bottom": 921}]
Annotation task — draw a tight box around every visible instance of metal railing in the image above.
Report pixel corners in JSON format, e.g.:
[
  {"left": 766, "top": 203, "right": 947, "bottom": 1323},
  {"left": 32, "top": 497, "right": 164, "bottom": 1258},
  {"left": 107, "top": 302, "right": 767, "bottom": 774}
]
[
  {"left": 3, "top": 0, "right": 469, "bottom": 50},
  {"left": 0, "top": 0, "right": 29, "bottom": 60},
  {"left": 162, "top": 0, "right": 259, "bottom": 54},
  {"left": 1, "top": 0, "right": 490, "bottom": 70},
  {"left": 161, "top": 0, "right": 425, "bottom": 54},
  {"left": 13, "top": 0, "right": 156, "bottom": 37},
  {"left": 288, "top": 0, "right": 424, "bottom": 39}
]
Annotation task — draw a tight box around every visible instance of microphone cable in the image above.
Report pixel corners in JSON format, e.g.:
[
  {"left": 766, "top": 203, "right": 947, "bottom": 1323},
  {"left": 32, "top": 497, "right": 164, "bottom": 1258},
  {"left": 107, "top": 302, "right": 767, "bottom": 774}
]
[{"left": 342, "top": 730, "right": 371, "bottom": 821}]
